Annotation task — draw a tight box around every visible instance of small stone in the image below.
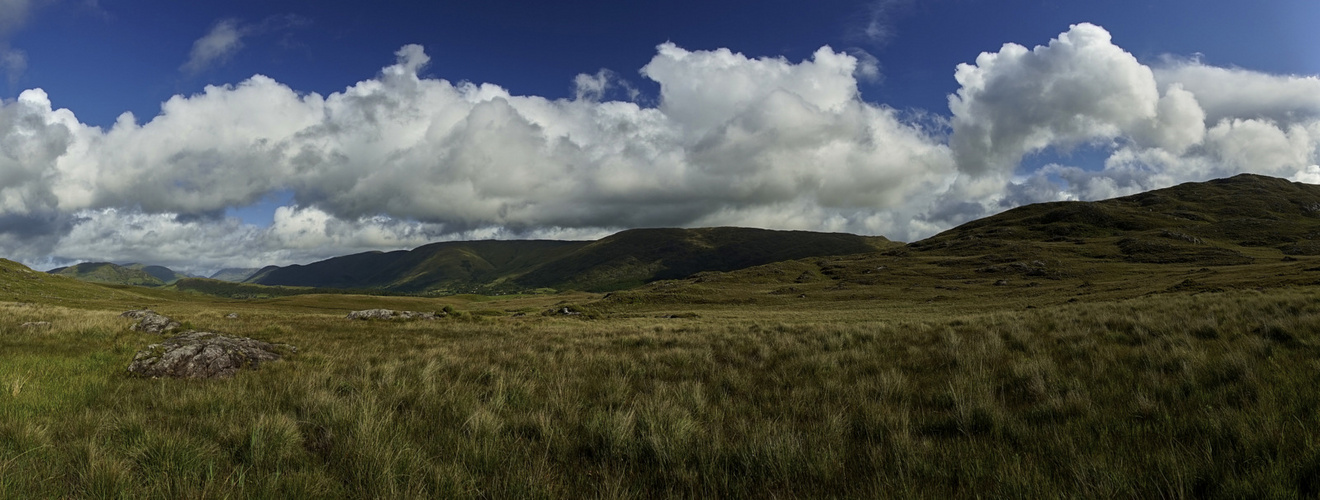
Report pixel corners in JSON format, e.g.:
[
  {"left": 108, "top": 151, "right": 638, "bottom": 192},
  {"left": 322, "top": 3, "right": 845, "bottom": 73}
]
[
  {"left": 225, "top": 313, "right": 239, "bottom": 319},
  {"left": 346, "top": 309, "right": 441, "bottom": 321},
  {"left": 20, "top": 321, "right": 51, "bottom": 329},
  {"left": 994, "top": 280, "right": 1009, "bottom": 286}
]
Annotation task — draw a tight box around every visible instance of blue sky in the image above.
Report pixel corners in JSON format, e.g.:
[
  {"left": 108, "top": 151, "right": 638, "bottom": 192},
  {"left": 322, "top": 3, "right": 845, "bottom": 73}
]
[
  {"left": 0, "top": 0, "right": 1318, "bottom": 273},
  {"left": 14, "top": 1, "right": 1317, "bottom": 127}
]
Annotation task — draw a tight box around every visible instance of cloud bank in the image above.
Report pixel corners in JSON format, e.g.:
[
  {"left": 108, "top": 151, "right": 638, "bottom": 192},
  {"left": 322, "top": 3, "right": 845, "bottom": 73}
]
[{"left": 0, "top": 23, "right": 1317, "bottom": 274}]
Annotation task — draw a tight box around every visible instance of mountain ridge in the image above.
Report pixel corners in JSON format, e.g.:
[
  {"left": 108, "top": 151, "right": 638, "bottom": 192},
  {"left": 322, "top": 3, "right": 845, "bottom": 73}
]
[{"left": 247, "top": 227, "right": 895, "bottom": 293}]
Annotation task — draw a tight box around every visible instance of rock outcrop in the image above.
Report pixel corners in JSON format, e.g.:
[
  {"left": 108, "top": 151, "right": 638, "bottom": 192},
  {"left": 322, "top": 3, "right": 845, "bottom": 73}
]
[
  {"left": 127, "top": 331, "right": 295, "bottom": 379},
  {"left": 345, "top": 309, "right": 442, "bottom": 320},
  {"left": 123, "top": 309, "right": 181, "bottom": 334},
  {"left": 119, "top": 309, "right": 156, "bottom": 320}
]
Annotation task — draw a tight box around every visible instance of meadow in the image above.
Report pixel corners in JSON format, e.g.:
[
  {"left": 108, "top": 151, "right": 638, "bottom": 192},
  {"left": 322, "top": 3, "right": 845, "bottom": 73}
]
[{"left": 3, "top": 280, "right": 1320, "bottom": 498}]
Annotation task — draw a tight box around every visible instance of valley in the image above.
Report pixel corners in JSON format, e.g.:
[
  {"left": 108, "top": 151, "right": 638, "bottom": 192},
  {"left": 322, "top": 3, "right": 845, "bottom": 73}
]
[{"left": 3, "top": 174, "right": 1320, "bottom": 497}]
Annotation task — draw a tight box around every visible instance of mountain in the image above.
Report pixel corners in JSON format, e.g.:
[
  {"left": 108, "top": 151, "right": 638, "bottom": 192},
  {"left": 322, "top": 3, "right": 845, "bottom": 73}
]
[
  {"left": 208, "top": 268, "right": 262, "bottom": 282},
  {"left": 513, "top": 227, "right": 891, "bottom": 291},
  {"left": 910, "top": 173, "right": 1320, "bottom": 263},
  {"left": 47, "top": 262, "right": 166, "bottom": 287},
  {"left": 603, "top": 174, "right": 1320, "bottom": 306},
  {"left": 122, "top": 263, "right": 192, "bottom": 284},
  {"left": 247, "top": 227, "right": 895, "bottom": 293},
  {"left": 1, "top": 259, "right": 148, "bottom": 303}
]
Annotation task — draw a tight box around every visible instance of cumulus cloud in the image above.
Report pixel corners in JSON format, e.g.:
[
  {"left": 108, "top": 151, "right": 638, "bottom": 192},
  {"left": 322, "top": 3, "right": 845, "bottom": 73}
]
[
  {"left": 945, "top": 23, "right": 1319, "bottom": 213},
  {"left": 0, "top": 41, "right": 960, "bottom": 270},
  {"left": 1155, "top": 61, "right": 1320, "bottom": 126},
  {"left": 1, "top": 23, "right": 1319, "bottom": 272},
  {"left": 949, "top": 23, "right": 1206, "bottom": 177}
]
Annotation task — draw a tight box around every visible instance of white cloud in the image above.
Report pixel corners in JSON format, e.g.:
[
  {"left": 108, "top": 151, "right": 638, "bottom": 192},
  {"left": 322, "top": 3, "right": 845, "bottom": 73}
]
[
  {"left": 1155, "top": 61, "right": 1320, "bottom": 126},
  {"left": 942, "top": 23, "right": 1320, "bottom": 219},
  {"left": 948, "top": 23, "right": 1206, "bottom": 177},
  {"left": 0, "top": 41, "right": 961, "bottom": 268},
  {"left": 181, "top": 19, "right": 245, "bottom": 74},
  {"left": 2, "top": 24, "right": 1320, "bottom": 272},
  {"left": 1294, "top": 165, "right": 1320, "bottom": 185}
]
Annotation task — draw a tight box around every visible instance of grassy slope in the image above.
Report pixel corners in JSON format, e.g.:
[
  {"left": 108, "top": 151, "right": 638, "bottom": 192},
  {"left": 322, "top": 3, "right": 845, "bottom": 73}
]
[
  {"left": 47, "top": 262, "right": 166, "bottom": 287},
  {"left": 604, "top": 174, "right": 1320, "bottom": 308},
  {"left": 248, "top": 227, "right": 894, "bottom": 294},
  {"left": 4, "top": 175, "right": 1320, "bottom": 497},
  {"left": 514, "top": 227, "right": 893, "bottom": 292},
  {"left": 209, "top": 267, "right": 261, "bottom": 282},
  {"left": 248, "top": 240, "right": 588, "bottom": 293}
]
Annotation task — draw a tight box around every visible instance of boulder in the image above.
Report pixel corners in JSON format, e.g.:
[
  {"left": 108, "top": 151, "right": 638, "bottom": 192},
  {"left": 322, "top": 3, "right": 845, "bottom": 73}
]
[
  {"left": 120, "top": 309, "right": 157, "bottom": 319},
  {"left": 127, "top": 331, "right": 296, "bottom": 379},
  {"left": 345, "top": 309, "right": 440, "bottom": 321},
  {"left": 131, "top": 312, "right": 181, "bottom": 334}
]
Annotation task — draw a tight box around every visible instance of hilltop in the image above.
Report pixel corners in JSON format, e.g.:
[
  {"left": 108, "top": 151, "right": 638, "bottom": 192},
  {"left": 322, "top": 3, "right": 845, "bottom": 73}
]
[
  {"left": 122, "top": 263, "right": 194, "bottom": 284},
  {"left": 606, "top": 174, "right": 1320, "bottom": 307},
  {"left": 47, "top": 262, "right": 166, "bottom": 287},
  {"left": 248, "top": 227, "right": 894, "bottom": 293},
  {"left": 0, "top": 259, "right": 153, "bottom": 303}
]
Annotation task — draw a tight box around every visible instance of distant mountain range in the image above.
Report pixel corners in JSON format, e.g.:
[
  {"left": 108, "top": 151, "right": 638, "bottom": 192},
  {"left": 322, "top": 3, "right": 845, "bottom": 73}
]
[
  {"left": 208, "top": 268, "right": 262, "bottom": 282},
  {"left": 245, "top": 227, "right": 895, "bottom": 293},
  {"left": 45, "top": 263, "right": 264, "bottom": 287},
  {"left": 35, "top": 174, "right": 1320, "bottom": 297},
  {"left": 48, "top": 262, "right": 171, "bottom": 287}
]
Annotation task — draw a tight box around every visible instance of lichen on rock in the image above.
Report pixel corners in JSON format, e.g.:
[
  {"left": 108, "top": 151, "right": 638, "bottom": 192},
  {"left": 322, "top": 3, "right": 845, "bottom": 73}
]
[
  {"left": 122, "top": 309, "right": 181, "bottom": 334},
  {"left": 127, "top": 331, "right": 296, "bottom": 379}
]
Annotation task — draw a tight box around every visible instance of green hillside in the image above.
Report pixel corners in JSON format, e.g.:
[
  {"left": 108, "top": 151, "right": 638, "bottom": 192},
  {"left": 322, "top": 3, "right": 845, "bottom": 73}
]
[
  {"left": 248, "top": 228, "right": 894, "bottom": 293},
  {"left": 47, "top": 262, "right": 166, "bottom": 287},
  {"left": 0, "top": 259, "right": 151, "bottom": 303},
  {"left": 170, "top": 277, "right": 406, "bottom": 299},
  {"left": 606, "top": 174, "right": 1320, "bottom": 306},
  {"left": 514, "top": 227, "right": 893, "bottom": 291},
  {"left": 208, "top": 267, "right": 261, "bottom": 282},
  {"left": 911, "top": 173, "right": 1320, "bottom": 261},
  {"left": 123, "top": 263, "right": 191, "bottom": 284}
]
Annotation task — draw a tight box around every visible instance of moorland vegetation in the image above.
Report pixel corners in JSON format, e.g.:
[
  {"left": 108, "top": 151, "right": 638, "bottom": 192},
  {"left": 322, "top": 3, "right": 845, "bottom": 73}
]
[{"left": 3, "top": 174, "right": 1320, "bottom": 498}]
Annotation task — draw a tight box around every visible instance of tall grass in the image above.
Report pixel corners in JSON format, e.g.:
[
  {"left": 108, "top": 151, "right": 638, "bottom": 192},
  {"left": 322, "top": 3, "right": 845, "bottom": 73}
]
[{"left": 2, "top": 289, "right": 1320, "bottom": 497}]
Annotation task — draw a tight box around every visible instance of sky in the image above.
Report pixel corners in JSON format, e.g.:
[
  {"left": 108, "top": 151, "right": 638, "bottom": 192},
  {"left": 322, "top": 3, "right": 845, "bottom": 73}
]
[{"left": 0, "top": 0, "right": 1318, "bottom": 275}]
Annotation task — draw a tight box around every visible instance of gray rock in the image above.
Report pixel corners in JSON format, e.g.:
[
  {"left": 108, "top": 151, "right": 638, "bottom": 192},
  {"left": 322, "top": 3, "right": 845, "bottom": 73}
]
[
  {"left": 120, "top": 309, "right": 157, "bottom": 319},
  {"left": 131, "top": 312, "right": 181, "bottom": 334},
  {"left": 127, "top": 331, "right": 296, "bottom": 379},
  {"left": 345, "top": 309, "right": 440, "bottom": 320},
  {"left": 225, "top": 313, "right": 239, "bottom": 319},
  {"left": 20, "top": 321, "right": 51, "bottom": 329}
]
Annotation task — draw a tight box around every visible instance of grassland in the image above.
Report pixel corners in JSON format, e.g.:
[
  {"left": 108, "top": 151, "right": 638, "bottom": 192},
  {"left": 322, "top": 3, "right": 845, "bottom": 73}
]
[
  {"left": 5, "top": 175, "right": 1320, "bottom": 497},
  {"left": 3, "top": 271, "right": 1320, "bottom": 498}
]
